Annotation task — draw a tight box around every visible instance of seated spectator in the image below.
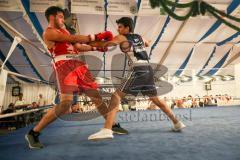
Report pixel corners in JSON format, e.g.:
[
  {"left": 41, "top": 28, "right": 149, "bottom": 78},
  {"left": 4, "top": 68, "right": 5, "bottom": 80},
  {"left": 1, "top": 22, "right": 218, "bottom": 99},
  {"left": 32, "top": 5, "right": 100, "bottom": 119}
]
[
  {"left": 163, "top": 97, "right": 173, "bottom": 109},
  {"left": 208, "top": 95, "right": 217, "bottom": 106},
  {"left": 199, "top": 98, "right": 204, "bottom": 107},
  {"left": 203, "top": 96, "right": 209, "bottom": 106},
  {"left": 27, "top": 102, "right": 39, "bottom": 110},
  {"left": 176, "top": 98, "right": 185, "bottom": 108},
  {"left": 185, "top": 95, "right": 193, "bottom": 108},
  {"left": 226, "top": 95, "right": 233, "bottom": 102},
  {"left": 122, "top": 100, "right": 129, "bottom": 111},
  {"left": 129, "top": 99, "right": 136, "bottom": 111},
  {"left": 1, "top": 103, "right": 15, "bottom": 114},
  {"left": 170, "top": 98, "right": 176, "bottom": 109},
  {"left": 70, "top": 104, "right": 83, "bottom": 113},
  {"left": 192, "top": 97, "right": 199, "bottom": 108},
  {"left": 147, "top": 101, "right": 158, "bottom": 110},
  {"left": 0, "top": 103, "right": 16, "bottom": 129}
]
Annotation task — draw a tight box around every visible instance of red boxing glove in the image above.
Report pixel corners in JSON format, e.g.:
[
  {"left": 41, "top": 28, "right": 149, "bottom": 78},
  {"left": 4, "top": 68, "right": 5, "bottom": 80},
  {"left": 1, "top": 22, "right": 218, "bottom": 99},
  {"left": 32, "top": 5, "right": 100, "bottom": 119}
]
[{"left": 89, "top": 31, "right": 113, "bottom": 41}]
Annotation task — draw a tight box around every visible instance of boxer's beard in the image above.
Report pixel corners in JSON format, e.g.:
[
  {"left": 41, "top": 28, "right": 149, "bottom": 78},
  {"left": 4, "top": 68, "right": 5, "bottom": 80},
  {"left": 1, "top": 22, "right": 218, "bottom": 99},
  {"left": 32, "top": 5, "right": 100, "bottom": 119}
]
[{"left": 54, "top": 17, "right": 61, "bottom": 29}]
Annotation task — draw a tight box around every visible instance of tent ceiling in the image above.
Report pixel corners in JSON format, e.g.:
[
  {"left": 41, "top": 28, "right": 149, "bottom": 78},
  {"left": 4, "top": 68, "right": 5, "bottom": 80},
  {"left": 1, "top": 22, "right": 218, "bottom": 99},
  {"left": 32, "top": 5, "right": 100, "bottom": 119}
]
[{"left": 0, "top": 0, "right": 239, "bottom": 84}]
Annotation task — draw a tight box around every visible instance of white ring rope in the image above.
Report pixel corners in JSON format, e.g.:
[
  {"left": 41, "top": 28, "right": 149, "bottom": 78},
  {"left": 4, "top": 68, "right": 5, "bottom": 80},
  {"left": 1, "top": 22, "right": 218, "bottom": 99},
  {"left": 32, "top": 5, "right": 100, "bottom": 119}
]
[
  {"left": 6, "top": 70, "right": 47, "bottom": 83},
  {"left": 1, "top": 36, "right": 22, "bottom": 70},
  {"left": 0, "top": 17, "right": 52, "bottom": 84}
]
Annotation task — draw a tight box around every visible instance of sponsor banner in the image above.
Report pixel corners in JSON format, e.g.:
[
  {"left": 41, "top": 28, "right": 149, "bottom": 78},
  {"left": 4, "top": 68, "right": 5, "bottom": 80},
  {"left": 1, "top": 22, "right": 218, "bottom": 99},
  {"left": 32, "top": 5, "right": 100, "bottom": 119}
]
[
  {"left": 30, "top": 0, "right": 65, "bottom": 12},
  {"left": 0, "top": 0, "right": 21, "bottom": 12}
]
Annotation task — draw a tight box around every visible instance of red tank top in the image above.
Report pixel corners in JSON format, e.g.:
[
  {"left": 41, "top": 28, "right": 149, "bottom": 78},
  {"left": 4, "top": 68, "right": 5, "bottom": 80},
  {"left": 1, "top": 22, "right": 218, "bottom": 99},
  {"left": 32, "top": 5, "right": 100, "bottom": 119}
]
[{"left": 47, "top": 27, "right": 78, "bottom": 57}]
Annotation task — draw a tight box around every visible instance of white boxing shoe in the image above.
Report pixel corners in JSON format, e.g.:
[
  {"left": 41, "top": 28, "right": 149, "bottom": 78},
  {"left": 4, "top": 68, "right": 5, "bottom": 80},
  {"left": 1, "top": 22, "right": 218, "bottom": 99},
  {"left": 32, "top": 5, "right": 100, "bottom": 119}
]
[
  {"left": 172, "top": 121, "right": 186, "bottom": 132},
  {"left": 88, "top": 128, "right": 114, "bottom": 140}
]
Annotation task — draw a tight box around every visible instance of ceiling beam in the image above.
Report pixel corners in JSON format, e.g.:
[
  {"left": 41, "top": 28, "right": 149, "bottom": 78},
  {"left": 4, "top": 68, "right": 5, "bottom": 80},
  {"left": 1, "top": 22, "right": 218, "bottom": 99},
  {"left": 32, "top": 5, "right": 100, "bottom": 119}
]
[
  {"left": 223, "top": 51, "right": 240, "bottom": 68},
  {"left": 157, "top": 20, "right": 188, "bottom": 66}
]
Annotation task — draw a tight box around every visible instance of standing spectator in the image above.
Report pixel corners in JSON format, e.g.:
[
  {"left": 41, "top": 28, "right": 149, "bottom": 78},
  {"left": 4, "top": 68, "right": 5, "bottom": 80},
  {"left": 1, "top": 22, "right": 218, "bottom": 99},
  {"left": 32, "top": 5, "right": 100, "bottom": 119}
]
[
  {"left": 37, "top": 94, "right": 47, "bottom": 107},
  {"left": 14, "top": 93, "right": 29, "bottom": 109},
  {"left": 15, "top": 93, "right": 25, "bottom": 106}
]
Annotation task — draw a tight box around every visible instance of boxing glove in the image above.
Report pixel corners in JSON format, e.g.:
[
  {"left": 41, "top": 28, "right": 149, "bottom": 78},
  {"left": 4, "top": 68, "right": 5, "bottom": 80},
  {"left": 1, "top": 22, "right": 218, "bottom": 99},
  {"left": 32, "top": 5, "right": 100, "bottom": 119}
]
[{"left": 89, "top": 31, "right": 113, "bottom": 41}]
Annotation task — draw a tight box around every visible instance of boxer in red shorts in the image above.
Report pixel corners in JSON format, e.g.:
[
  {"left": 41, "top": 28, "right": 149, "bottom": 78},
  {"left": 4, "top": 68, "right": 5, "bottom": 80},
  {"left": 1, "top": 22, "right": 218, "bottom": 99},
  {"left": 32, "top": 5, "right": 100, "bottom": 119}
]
[{"left": 25, "top": 6, "right": 128, "bottom": 149}]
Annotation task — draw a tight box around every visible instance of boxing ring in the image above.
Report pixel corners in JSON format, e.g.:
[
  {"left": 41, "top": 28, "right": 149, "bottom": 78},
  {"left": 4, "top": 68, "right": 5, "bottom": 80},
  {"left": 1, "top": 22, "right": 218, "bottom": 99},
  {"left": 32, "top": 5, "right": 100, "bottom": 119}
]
[
  {"left": 0, "top": 106, "right": 240, "bottom": 160},
  {"left": 1, "top": 2, "right": 240, "bottom": 160}
]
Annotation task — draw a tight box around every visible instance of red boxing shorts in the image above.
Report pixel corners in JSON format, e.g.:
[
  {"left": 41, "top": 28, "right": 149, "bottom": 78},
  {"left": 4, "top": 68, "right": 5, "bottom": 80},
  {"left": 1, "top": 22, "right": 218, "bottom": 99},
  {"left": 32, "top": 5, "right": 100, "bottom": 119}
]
[{"left": 53, "top": 56, "right": 98, "bottom": 94}]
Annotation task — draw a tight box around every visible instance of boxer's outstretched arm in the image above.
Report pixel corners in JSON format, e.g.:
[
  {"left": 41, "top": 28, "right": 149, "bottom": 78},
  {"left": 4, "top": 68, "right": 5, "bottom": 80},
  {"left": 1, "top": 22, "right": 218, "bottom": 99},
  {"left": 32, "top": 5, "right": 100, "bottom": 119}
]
[
  {"left": 74, "top": 43, "right": 93, "bottom": 52},
  {"left": 44, "top": 28, "right": 90, "bottom": 43},
  {"left": 89, "top": 35, "right": 126, "bottom": 48}
]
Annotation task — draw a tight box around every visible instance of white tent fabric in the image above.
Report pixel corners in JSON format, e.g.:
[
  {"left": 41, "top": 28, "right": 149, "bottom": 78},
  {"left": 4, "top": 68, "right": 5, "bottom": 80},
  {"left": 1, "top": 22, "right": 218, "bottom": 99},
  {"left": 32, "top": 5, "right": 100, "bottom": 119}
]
[{"left": 0, "top": 0, "right": 239, "bottom": 83}]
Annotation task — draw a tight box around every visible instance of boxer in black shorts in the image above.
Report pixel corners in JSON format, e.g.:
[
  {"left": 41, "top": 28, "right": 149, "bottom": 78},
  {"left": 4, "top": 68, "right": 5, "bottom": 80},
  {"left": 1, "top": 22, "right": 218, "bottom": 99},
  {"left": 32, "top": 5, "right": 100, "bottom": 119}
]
[
  {"left": 118, "top": 33, "right": 157, "bottom": 97},
  {"left": 88, "top": 17, "right": 186, "bottom": 140}
]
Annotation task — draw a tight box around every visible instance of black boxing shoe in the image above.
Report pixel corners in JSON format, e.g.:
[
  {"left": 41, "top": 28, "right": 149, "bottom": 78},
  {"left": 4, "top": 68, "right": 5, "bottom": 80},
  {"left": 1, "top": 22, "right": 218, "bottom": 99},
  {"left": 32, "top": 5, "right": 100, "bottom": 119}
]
[
  {"left": 112, "top": 123, "right": 129, "bottom": 135},
  {"left": 25, "top": 129, "right": 44, "bottom": 149}
]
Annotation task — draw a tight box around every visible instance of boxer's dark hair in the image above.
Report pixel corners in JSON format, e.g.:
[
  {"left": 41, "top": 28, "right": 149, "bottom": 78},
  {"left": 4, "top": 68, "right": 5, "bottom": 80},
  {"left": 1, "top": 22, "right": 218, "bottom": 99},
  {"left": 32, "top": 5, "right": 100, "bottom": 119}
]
[
  {"left": 45, "top": 6, "right": 64, "bottom": 22},
  {"left": 116, "top": 17, "right": 134, "bottom": 33}
]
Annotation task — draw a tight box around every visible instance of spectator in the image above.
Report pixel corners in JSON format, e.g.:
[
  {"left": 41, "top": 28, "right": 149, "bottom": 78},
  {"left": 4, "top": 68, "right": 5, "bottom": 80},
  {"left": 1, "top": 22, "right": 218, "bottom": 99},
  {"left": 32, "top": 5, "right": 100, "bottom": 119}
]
[
  {"left": 192, "top": 97, "right": 199, "bottom": 108},
  {"left": 185, "top": 95, "right": 193, "bottom": 108},
  {"left": 1, "top": 103, "right": 16, "bottom": 129},
  {"left": 66, "top": 103, "right": 84, "bottom": 113},
  {"left": 129, "top": 99, "right": 136, "bottom": 111},
  {"left": 176, "top": 98, "right": 185, "bottom": 108},
  {"left": 27, "top": 102, "right": 39, "bottom": 109},
  {"left": 15, "top": 93, "right": 26, "bottom": 106},
  {"left": 0, "top": 105, "right": 3, "bottom": 113},
  {"left": 121, "top": 99, "right": 129, "bottom": 111},
  {"left": 1, "top": 103, "right": 15, "bottom": 114},
  {"left": 164, "top": 97, "right": 173, "bottom": 109},
  {"left": 148, "top": 101, "right": 157, "bottom": 110},
  {"left": 170, "top": 98, "right": 176, "bottom": 109},
  {"left": 37, "top": 94, "right": 47, "bottom": 107}
]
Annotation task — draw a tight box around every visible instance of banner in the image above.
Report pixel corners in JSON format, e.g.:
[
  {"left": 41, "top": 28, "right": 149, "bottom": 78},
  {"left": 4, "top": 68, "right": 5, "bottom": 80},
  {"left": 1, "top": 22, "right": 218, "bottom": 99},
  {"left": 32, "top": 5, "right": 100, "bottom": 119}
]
[
  {"left": 72, "top": 0, "right": 136, "bottom": 15},
  {"left": 138, "top": 0, "right": 160, "bottom": 16},
  {"left": 0, "top": 0, "right": 21, "bottom": 11},
  {"left": 30, "top": 0, "right": 65, "bottom": 12},
  {"left": 107, "top": 0, "right": 135, "bottom": 15},
  {"left": 71, "top": 0, "right": 104, "bottom": 14}
]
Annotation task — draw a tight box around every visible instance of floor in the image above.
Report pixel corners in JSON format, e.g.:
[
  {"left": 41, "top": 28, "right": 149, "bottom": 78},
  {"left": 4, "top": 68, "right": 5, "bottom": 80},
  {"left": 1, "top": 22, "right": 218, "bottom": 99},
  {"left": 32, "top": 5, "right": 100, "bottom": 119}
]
[{"left": 0, "top": 106, "right": 240, "bottom": 160}]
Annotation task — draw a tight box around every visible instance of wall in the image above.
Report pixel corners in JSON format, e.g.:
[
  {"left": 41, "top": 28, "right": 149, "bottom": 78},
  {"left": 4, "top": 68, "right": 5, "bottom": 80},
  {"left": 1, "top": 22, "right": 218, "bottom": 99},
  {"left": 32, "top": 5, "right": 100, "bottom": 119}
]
[
  {"left": 166, "top": 80, "right": 236, "bottom": 98},
  {"left": 2, "top": 83, "right": 56, "bottom": 110}
]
